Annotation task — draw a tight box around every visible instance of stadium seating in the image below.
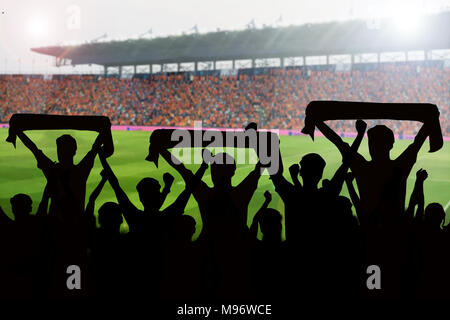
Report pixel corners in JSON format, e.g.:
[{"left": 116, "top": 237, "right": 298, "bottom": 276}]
[{"left": 1, "top": 62, "right": 449, "bottom": 136}]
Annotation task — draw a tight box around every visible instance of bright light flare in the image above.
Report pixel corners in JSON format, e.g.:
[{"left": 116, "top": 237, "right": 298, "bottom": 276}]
[
  {"left": 390, "top": 6, "right": 424, "bottom": 34},
  {"left": 27, "top": 16, "right": 49, "bottom": 38}
]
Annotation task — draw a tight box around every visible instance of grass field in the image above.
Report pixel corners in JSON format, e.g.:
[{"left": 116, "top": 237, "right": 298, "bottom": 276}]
[{"left": 0, "top": 128, "right": 449, "bottom": 239}]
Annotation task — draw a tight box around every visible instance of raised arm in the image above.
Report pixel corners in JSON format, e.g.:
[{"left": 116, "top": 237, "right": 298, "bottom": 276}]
[
  {"left": 326, "top": 120, "right": 367, "bottom": 197},
  {"left": 79, "top": 133, "right": 103, "bottom": 170},
  {"left": 163, "top": 159, "right": 208, "bottom": 217},
  {"left": 396, "top": 123, "right": 430, "bottom": 168},
  {"left": 85, "top": 170, "right": 108, "bottom": 223},
  {"left": 35, "top": 183, "right": 51, "bottom": 218},
  {"left": 316, "top": 121, "right": 351, "bottom": 157},
  {"left": 17, "top": 131, "right": 40, "bottom": 155},
  {"left": 289, "top": 164, "right": 302, "bottom": 191},
  {"left": 406, "top": 169, "right": 427, "bottom": 223},
  {"left": 160, "top": 148, "right": 195, "bottom": 183},
  {"left": 249, "top": 191, "right": 272, "bottom": 239},
  {"left": 17, "top": 132, "right": 53, "bottom": 171},
  {"left": 269, "top": 149, "right": 294, "bottom": 202},
  {"left": 409, "top": 123, "right": 429, "bottom": 155},
  {"left": 159, "top": 173, "right": 174, "bottom": 209},
  {"left": 270, "top": 154, "right": 294, "bottom": 242},
  {"left": 236, "top": 160, "right": 263, "bottom": 226},
  {"left": 345, "top": 172, "right": 365, "bottom": 226},
  {"left": 98, "top": 148, "right": 139, "bottom": 225}
]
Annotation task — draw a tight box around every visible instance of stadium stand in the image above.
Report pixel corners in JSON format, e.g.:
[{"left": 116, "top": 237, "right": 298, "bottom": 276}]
[{"left": 1, "top": 61, "right": 449, "bottom": 136}]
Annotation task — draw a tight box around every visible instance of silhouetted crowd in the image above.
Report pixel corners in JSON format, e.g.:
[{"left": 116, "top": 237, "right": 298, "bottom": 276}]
[
  {"left": 1, "top": 62, "right": 449, "bottom": 136},
  {"left": 0, "top": 116, "right": 448, "bottom": 300}
]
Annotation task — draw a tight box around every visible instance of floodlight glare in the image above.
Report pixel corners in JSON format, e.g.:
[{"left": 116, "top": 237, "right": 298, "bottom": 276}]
[
  {"left": 27, "top": 16, "right": 48, "bottom": 38},
  {"left": 391, "top": 7, "right": 423, "bottom": 34}
]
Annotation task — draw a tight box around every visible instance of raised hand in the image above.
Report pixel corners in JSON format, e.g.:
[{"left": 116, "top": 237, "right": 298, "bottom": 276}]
[
  {"left": 202, "top": 148, "right": 214, "bottom": 165},
  {"left": 98, "top": 146, "right": 118, "bottom": 184},
  {"left": 355, "top": 119, "right": 367, "bottom": 135},
  {"left": 163, "top": 172, "right": 175, "bottom": 188},
  {"left": 245, "top": 122, "right": 258, "bottom": 131},
  {"left": 416, "top": 168, "right": 428, "bottom": 182},
  {"left": 251, "top": 190, "right": 272, "bottom": 236},
  {"left": 289, "top": 164, "right": 299, "bottom": 179}
]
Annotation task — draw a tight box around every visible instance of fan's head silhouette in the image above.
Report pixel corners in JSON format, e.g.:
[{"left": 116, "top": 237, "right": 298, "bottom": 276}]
[
  {"left": 424, "top": 202, "right": 446, "bottom": 230},
  {"left": 299, "top": 153, "right": 326, "bottom": 187},
  {"left": 210, "top": 152, "right": 236, "bottom": 187},
  {"left": 367, "top": 125, "right": 394, "bottom": 160},
  {"left": 136, "top": 177, "right": 162, "bottom": 211},
  {"left": 56, "top": 134, "right": 77, "bottom": 165},
  {"left": 259, "top": 208, "right": 282, "bottom": 241},
  {"left": 10, "top": 193, "right": 32, "bottom": 222},
  {"left": 98, "top": 202, "right": 123, "bottom": 232}
]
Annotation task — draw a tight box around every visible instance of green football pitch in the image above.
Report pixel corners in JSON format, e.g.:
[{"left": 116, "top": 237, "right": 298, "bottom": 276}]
[{"left": 0, "top": 128, "right": 449, "bottom": 239}]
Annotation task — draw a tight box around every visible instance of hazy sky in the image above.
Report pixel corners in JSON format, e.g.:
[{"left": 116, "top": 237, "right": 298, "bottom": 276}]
[{"left": 0, "top": 0, "right": 449, "bottom": 73}]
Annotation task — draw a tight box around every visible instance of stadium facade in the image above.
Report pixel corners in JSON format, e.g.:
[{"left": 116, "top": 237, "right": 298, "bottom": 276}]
[{"left": 30, "top": 11, "right": 450, "bottom": 76}]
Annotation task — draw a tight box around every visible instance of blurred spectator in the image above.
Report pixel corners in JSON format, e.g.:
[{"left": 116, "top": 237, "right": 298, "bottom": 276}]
[{"left": 1, "top": 63, "right": 448, "bottom": 136}]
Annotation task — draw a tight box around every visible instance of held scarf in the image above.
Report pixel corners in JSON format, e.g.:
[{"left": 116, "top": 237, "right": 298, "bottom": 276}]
[
  {"left": 301, "top": 101, "right": 443, "bottom": 152},
  {"left": 146, "top": 125, "right": 279, "bottom": 175},
  {"left": 6, "top": 114, "right": 114, "bottom": 157}
]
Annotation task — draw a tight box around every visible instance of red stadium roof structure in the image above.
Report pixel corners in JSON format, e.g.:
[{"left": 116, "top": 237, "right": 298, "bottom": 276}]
[{"left": 31, "top": 11, "right": 450, "bottom": 73}]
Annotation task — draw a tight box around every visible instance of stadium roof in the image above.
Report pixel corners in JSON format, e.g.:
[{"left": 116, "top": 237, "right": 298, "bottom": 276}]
[{"left": 31, "top": 11, "right": 450, "bottom": 67}]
